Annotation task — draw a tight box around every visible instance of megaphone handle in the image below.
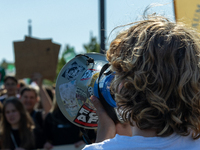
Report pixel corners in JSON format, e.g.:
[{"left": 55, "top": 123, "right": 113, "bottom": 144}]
[{"left": 79, "top": 127, "right": 92, "bottom": 144}]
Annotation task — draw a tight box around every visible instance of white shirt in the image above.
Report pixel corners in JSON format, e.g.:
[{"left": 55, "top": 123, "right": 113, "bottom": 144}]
[{"left": 83, "top": 133, "right": 200, "bottom": 150}]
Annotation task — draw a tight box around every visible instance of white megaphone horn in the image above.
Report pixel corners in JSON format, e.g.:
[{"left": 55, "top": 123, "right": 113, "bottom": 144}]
[{"left": 56, "top": 53, "right": 121, "bottom": 130}]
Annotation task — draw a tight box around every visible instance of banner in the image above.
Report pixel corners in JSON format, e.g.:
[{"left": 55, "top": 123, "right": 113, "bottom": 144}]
[
  {"left": 174, "top": 0, "right": 200, "bottom": 30},
  {"left": 14, "top": 36, "right": 60, "bottom": 81}
]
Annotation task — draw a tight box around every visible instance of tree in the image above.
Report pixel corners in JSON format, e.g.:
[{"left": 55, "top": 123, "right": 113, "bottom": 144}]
[
  {"left": 55, "top": 45, "right": 77, "bottom": 81},
  {"left": 83, "top": 35, "right": 100, "bottom": 53}
]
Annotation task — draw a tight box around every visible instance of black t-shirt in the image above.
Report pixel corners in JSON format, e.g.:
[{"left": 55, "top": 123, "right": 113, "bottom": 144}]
[
  {"left": 9, "top": 129, "right": 35, "bottom": 149},
  {"left": 44, "top": 109, "right": 96, "bottom": 145},
  {"left": 10, "top": 129, "right": 20, "bottom": 150},
  {"left": 44, "top": 109, "right": 83, "bottom": 145},
  {"left": 30, "top": 110, "right": 46, "bottom": 148}
]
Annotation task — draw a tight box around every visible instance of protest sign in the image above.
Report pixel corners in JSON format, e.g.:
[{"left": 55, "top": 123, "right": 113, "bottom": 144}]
[{"left": 14, "top": 36, "right": 60, "bottom": 81}]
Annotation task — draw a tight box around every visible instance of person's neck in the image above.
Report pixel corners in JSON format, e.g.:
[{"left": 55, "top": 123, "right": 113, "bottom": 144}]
[
  {"left": 131, "top": 124, "right": 157, "bottom": 137},
  {"left": 11, "top": 124, "right": 19, "bottom": 130}
]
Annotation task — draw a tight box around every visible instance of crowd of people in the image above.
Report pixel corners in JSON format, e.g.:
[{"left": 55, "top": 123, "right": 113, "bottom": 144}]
[
  {"left": 1, "top": 10, "right": 200, "bottom": 150},
  {"left": 0, "top": 73, "right": 96, "bottom": 149}
]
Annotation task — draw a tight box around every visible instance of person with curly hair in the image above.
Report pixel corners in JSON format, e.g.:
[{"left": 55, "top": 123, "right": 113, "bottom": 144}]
[{"left": 83, "top": 13, "right": 200, "bottom": 150}]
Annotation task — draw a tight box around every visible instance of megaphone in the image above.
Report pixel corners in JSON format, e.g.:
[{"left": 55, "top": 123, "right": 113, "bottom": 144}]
[{"left": 56, "top": 53, "right": 120, "bottom": 130}]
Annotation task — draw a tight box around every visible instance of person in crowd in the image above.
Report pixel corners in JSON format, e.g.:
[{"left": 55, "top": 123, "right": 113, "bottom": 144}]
[
  {"left": 0, "top": 88, "right": 6, "bottom": 97},
  {"left": 0, "top": 97, "right": 35, "bottom": 149},
  {"left": 31, "top": 72, "right": 53, "bottom": 117},
  {"left": 0, "top": 76, "right": 18, "bottom": 103},
  {"left": 17, "top": 79, "right": 27, "bottom": 95},
  {"left": 19, "top": 73, "right": 52, "bottom": 148},
  {"left": 43, "top": 101, "right": 84, "bottom": 149},
  {"left": 83, "top": 13, "right": 200, "bottom": 149},
  {"left": 36, "top": 86, "right": 54, "bottom": 110},
  {"left": 0, "top": 102, "right": 2, "bottom": 120},
  {"left": 0, "top": 102, "right": 2, "bottom": 146},
  {"left": 43, "top": 98, "right": 96, "bottom": 149}
]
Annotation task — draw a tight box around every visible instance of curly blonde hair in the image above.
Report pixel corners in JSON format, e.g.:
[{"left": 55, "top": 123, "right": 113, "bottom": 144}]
[{"left": 107, "top": 14, "right": 200, "bottom": 139}]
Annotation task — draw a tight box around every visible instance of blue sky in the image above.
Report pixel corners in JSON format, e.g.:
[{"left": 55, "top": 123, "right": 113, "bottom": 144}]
[{"left": 0, "top": 0, "right": 174, "bottom": 64}]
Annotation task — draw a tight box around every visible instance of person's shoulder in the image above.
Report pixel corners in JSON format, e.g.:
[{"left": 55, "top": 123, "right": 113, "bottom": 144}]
[
  {"left": 176, "top": 134, "right": 200, "bottom": 149},
  {"left": 83, "top": 134, "right": 132, "bottom": 150},
  {"left": 82, "top": 142, "right": 104, "bottom": 150},
  {"left": 33, "top": 109, "right": 44, "bottom": 123},
  {"left": 44, "top": 112, "right": 53, "bottom": 122},
  {"left": 35, "top": 109, "right": 43, "bottom": 113},
  {"left": 0, "top": 94, "right": 7, "bottom": 100},
  {"left": 83, "top": 134, "right": 200, "bottom": 150},
  {"left": 82, "top": 138, "right": 113, "bottom": 150},
  {"left": 0, "top": 94, "right": 7, "bottom": 104},
  {"left": 34, "top": 109, "right": 43, "bottom": 116}
]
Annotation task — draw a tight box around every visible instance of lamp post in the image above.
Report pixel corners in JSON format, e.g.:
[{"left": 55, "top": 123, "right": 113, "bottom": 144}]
[
  {"left": 99, "top": 0, "right": 105, "bottom": 53},
  {"left": 28, "top": 19, "right": 32, "bottom": 37}
]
